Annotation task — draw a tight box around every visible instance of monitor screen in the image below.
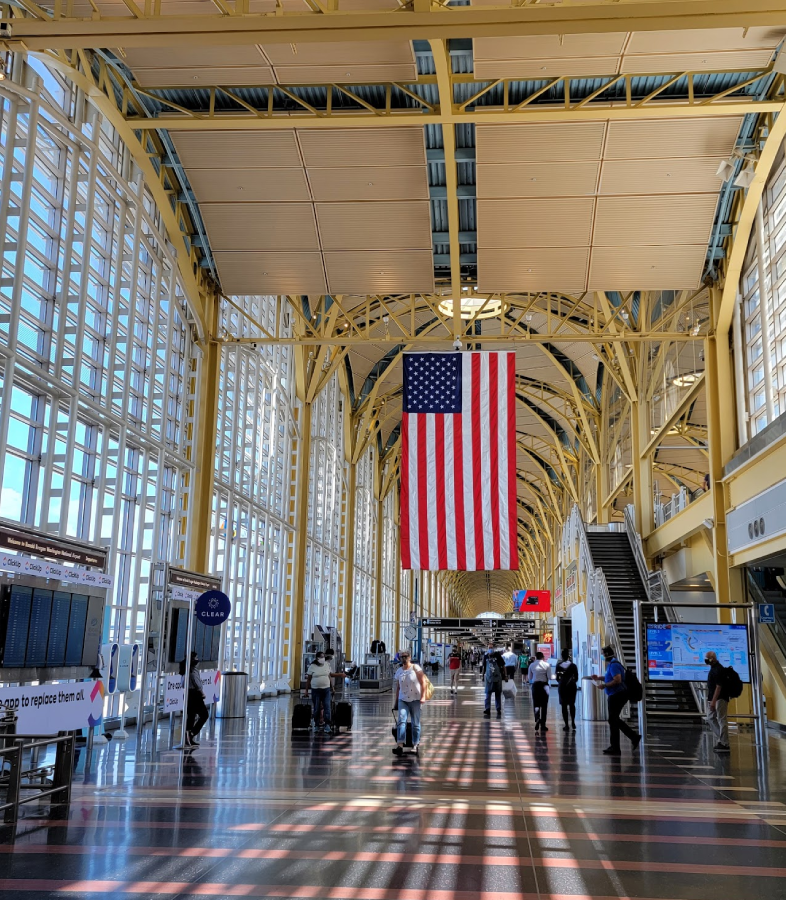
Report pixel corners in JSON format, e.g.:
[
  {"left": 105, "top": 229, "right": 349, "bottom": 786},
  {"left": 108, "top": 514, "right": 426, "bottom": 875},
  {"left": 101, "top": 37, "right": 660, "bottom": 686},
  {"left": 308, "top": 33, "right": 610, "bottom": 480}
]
[{"left": 646, "top": 623, "right": 750, "bottom": 683}]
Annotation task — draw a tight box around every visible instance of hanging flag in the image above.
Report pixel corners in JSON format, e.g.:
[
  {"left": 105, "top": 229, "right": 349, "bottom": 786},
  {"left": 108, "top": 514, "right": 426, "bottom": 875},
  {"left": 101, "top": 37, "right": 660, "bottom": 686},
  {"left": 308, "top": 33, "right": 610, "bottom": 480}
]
[{"left": 400, "top": 351, "right": 518, "bottom": 571}]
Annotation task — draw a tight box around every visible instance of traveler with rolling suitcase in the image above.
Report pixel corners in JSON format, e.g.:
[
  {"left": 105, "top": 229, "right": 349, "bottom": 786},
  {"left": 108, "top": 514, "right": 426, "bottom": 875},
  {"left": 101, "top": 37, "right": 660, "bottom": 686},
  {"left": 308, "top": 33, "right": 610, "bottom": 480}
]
[{"left": 392, "top": 650, "right": 427, "bottom": 756}]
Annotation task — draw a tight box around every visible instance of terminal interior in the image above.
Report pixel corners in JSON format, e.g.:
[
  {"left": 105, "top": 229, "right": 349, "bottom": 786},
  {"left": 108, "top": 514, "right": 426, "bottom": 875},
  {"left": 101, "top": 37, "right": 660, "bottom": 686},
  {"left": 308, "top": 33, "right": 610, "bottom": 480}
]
[{"left": 2, "top": 1, "right": 786, "bottom": 897}]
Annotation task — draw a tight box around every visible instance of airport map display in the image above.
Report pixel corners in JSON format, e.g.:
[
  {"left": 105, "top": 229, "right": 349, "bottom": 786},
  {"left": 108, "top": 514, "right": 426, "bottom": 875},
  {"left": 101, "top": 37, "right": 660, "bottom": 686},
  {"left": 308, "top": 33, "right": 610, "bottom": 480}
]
[{"left": 646, "top": 623, "right": 751, "bottom": 682}]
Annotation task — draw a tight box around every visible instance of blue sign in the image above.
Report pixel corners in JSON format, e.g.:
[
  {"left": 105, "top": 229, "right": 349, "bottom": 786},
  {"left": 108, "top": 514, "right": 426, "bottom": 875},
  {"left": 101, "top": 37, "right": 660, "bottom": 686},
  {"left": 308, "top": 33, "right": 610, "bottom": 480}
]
[
  {"left": 195, "top": 589, "right": 231, "bottom": 627},
  {"left": 759, "top": 603, "right": 776, "bottom": 624}
]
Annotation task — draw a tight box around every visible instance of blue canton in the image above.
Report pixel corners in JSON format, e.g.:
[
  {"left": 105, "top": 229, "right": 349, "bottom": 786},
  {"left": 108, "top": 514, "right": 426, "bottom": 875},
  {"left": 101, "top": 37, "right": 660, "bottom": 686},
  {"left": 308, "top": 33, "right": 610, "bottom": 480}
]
[{"left": 403, "top": 353, "right": 462, "bottom": 414}]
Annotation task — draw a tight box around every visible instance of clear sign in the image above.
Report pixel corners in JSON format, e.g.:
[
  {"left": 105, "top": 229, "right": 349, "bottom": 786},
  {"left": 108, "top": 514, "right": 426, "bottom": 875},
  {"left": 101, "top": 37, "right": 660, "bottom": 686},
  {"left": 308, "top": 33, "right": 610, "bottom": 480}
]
[{"left": 195, "top": 589, "right": 231, "bottom": 627}]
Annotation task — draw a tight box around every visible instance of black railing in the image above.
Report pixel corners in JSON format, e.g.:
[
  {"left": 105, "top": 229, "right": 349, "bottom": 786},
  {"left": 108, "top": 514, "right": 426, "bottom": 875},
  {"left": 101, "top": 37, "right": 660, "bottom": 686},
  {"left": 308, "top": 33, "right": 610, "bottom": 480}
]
[{"left": 0, "top": 732, "right": 75, "bottom": 827}]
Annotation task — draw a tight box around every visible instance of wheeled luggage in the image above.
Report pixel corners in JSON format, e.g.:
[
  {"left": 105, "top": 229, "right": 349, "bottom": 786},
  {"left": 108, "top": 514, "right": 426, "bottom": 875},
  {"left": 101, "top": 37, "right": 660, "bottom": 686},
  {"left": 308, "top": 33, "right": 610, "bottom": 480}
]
[
  {"left": 292, "top": 702, "right": 312, "bottom": 732},
  {"left": 391, "top": 711, "right": 414, "bottom": 747},
  {"left": 332, "top": 701, "right": 353, "bottom": 732}
]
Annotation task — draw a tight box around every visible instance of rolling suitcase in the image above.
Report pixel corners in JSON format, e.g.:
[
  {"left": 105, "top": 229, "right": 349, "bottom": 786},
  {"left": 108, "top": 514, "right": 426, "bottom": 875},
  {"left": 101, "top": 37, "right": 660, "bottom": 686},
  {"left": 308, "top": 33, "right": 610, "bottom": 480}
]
[
  {"left": 391, "top": 711, "right": 414, "bottom": 748},
  {"left": 292, "top": 702, "right": 312, "bottom": 733},
  {"left": 332, "top": 701, "right": 353, "bottom": 733}
]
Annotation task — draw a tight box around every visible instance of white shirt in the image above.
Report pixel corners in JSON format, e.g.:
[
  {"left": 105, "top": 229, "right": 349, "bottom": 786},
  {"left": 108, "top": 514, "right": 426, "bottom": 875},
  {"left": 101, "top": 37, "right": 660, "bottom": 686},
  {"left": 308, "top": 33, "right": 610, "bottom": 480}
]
[
  {"left": 395, "top": 664, "right": 423, "bottom": 702},
  {"left": 528, "top": 659, "right": 551, "bottom": 685},
  {"left": 502, "top": 651, "right": 517, "bottom": 666},
  {"left": 307, "top": 661, "right": 331, "bottom": 690}
]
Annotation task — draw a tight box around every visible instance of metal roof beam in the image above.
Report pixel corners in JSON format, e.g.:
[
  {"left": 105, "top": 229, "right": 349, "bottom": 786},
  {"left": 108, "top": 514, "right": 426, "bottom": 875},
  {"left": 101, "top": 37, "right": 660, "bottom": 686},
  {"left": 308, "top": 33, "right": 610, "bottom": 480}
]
[{"left": 8, "top": 1, "right": 786, "bottom": 50}]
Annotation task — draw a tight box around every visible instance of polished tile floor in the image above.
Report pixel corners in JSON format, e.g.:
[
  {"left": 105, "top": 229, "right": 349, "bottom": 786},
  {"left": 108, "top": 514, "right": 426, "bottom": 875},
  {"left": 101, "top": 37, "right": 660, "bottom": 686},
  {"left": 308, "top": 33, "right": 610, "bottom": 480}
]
[{"left": 2, "top": 669, "right": 786, "bottom": 899}]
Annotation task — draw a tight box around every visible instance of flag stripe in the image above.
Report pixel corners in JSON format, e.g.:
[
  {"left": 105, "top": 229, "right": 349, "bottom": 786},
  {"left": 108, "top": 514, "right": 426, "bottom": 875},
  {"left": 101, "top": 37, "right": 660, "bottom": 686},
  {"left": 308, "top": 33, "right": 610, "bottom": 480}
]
[
  {"left": 453, "top": 412, "right": 466, "bottom": 570},
  {"left": 462, "top": 355, "right": 475, "bottom": 571},
  {"left": 426, "top": 414, "right": 439, "bottom": 570},
  {"left": 435, "top": 414, "right": 448, "bottom": 570},
  {"left": 444, "top": 415, "right": 457, "bottom": 570},
  {"left": 478, "top": 355, "right": 493, "bottom": 568},
  {"left": 400, "top": 413, "right": 411, "bottom": 570},
  {"left": 489, "top": 352, "right": 501, "bottom": 570},
  {"left": 408, "top": 411, "right": 419, "bottom": 570},
  {"left": 507, "top": 353, "right": 519, "bottom": 569},
  {"left": 417, "top": 413, "right": 429, "bottom": 570},
  {"left": 471, "top": 354, "right": 484, "bottom": 569}
]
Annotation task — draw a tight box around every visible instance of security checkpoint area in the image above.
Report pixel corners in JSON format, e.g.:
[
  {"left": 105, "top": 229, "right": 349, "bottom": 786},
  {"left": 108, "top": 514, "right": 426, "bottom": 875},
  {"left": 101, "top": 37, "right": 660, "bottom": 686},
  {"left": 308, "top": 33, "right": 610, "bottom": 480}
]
[{"left": 4, "top": 0, "right": 786, "bottom": 897}]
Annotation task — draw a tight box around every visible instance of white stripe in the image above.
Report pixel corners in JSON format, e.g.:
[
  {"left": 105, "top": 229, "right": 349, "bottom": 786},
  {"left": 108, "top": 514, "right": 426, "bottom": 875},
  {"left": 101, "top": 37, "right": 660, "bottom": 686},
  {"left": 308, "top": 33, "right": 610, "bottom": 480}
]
[
  {"left": 479, "top": 353, "right": 494, "bottom": 568},
  {"left": 462, "top": 353, "right": 475, "bottom": 570},
  {"left": 426, "top": 413, "right": 438, "bottom": 570},
  {"left": 444, "top": 413, "right": 457, "bottom": 569},
  {"left": 498, "top": 353, "right": 510, "bottom": 569},
  {"left": 408, "top": 414, "right": 419, "bottom": 570}
]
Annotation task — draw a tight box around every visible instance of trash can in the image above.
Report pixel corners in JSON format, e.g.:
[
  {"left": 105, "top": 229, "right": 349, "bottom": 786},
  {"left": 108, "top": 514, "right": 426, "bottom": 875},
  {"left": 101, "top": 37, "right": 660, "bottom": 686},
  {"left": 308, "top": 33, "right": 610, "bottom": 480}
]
[
  {"left": 217, "top": 671, "right": 248, "bottom": 718},
  {"left": 581, "top": 676, "right": 608, "bottom": 721}
]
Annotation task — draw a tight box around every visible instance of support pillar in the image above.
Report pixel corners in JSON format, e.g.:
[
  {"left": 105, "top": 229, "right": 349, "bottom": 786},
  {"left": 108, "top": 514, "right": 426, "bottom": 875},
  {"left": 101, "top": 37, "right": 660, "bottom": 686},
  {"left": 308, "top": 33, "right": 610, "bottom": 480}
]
[
  {"left": 373, "top": 492, "right": 384, "bottom": 645},
  {"left": 188, "top": 292, "right": 221, "bottom": 573},
  {"left": 342, "top": 457, "right": 357, "bottom": 659},
  {"left": 631, "top": 397, "right": 654, "bottom": 540},
  {"left": 288, "top": 401, "right": 312, "bottom": 689}
]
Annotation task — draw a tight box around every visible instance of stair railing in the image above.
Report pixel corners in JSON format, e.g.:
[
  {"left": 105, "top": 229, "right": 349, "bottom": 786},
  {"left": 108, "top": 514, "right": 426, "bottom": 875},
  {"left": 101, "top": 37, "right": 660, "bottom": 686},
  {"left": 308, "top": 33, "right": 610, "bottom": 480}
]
[
  {"left": 747, "top": 572, "right": 786, "bottom": 661},
  {"left": 623, "top": 504, "right": 705, "bottom": 714}
]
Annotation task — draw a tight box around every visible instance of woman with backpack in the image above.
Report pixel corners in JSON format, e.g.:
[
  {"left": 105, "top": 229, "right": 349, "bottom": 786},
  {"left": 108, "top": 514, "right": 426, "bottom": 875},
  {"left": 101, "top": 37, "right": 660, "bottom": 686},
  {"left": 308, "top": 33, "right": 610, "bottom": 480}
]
[{"left": 555, "top": 649, "right": 579, "bottom": 731}]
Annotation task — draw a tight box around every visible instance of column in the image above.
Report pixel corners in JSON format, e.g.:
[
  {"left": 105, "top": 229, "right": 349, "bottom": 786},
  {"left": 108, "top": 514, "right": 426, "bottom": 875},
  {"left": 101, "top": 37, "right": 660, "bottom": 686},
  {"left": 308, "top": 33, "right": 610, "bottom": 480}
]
[
  {"left": 342, "top": 459, "right": 357, "bottom": 658},
  {"left": 287, "top": 401, "right": 312, "bottom": 689}
]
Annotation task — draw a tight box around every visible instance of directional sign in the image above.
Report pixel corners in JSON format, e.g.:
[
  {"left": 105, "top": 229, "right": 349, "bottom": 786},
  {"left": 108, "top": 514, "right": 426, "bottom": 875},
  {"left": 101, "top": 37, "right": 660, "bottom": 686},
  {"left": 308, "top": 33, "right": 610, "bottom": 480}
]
[
  {"left": 420, "top": 618, "right": 538, "bottom": 633},
  {"left": 759, "top": 603, "right": 776, "bottom": 624}
]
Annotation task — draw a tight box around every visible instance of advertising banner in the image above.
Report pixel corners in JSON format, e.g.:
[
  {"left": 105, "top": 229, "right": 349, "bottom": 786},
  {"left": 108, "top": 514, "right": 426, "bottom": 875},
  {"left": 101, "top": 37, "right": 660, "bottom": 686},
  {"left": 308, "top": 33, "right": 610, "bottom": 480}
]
[
  {"left": 0, "top": 553, "right": 114, "bottom": 588},
  {"left": 164, "top": 669, "right": 222, "bottom": 713},
  {"left": 0, "top": 679, "right": 104, "bottom": 733},
  {"left": 513, "top": 590, "right": 551, "bottom": 613}
]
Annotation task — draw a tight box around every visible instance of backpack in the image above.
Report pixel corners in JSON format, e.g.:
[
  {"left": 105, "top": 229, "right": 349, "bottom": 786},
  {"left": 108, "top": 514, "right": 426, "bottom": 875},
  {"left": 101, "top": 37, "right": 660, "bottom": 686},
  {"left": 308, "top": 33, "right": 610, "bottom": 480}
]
[
  {"left": 723, "top": 666, "right": 744, "bottom": 699},
  {"left": 485, "top": 656, "right": 502, "bottom": 684},
  {"left": 624, "top": 667, "right": 643, "bottom": 703}
]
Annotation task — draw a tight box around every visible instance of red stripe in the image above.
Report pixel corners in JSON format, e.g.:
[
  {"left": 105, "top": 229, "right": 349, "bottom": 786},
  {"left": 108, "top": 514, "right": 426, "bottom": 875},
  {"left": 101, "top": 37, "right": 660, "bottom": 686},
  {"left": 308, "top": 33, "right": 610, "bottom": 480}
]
[
  {"left": 507, "top": 352, "right": 519, "bottom": 568},
  {"left": 400, "top": 413, "right": 411, "bottom": 569},
  {"left": 417, "top": 413, "right": 429, "bottom": 569},
  {"left": 453, "top": 411, "right": 466, "bottom": 570},
  {"left": 435, "top": 414, "right": 448, "bottom": 569},
  {"left": 471, "top": 353, "right": 484, "bottom": 569},
  {"left": 489, "top": 353, "right": 501, "bottom": 569}
]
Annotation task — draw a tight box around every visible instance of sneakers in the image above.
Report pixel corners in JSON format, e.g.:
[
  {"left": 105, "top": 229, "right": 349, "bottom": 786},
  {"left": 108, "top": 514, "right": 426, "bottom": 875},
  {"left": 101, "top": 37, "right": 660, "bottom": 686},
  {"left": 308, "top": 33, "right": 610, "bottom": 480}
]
[
  {"left": 483, "top": 710, "right": 490, "bottom": 718},
  {"left": 324, "top": 724, "right": 332, "bottom": 734},
  {"left": 392, "top": 745, "right": 404, "bottom": 756},
  {"left": 603, "top": 747, "right": 621, "bottom": 755},
  {"left": 496, "top": 711, "right": 502, "bottom": 719},
  {"left": 412, "top": 745, "right": 420, "bottom": 755}
]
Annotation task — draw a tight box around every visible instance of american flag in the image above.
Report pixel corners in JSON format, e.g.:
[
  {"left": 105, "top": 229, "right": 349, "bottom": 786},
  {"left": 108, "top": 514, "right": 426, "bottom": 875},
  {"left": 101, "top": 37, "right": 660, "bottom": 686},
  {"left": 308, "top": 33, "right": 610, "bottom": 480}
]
[{"left": 400, "top": 351, "right": 519, "bottom": 571}]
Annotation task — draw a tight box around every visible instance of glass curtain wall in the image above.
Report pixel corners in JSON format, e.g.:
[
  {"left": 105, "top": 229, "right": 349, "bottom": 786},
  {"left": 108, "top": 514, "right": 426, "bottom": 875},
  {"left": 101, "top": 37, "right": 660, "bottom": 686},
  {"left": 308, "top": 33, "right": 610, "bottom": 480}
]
[
  {"left": 210, "top": 295, "right": 296, "bottom": 685},
  {"left": 0, "top": 59, "right": 196, "bottom": 656},
  {"left": 380, "top": 488, "right": 398, "bottom": 653},
  {"left": 304, "top": 375, "right": 346, "bottom": 646},
  {"left": 352, "top": 447, "right": 378, "bottom": 659}
]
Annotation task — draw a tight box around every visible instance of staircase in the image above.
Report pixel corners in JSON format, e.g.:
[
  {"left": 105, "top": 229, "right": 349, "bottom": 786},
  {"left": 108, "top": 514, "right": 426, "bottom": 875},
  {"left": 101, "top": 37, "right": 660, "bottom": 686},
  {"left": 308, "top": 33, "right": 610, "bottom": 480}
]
[{"left": 586, "top": 531, "right": 701, "bottom": 719}]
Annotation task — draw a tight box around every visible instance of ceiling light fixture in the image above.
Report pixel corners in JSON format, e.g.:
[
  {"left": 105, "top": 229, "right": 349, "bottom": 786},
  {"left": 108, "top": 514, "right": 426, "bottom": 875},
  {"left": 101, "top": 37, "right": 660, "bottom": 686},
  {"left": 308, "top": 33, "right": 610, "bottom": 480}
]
[
  {"left": 671, "top": 371, "right": 701, "bottom": 387},
  {"left": 734, "top": 165, "right": 756, "bottom": 189},
  {"left": 439, "top": 295, "right": 505, "bottom": 321}
]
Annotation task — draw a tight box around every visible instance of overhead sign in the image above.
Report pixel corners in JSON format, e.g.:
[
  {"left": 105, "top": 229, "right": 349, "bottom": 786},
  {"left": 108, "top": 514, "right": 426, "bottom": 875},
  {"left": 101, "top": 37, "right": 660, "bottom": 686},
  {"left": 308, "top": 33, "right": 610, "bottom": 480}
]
[
  {"left": 420, "top": 617, "right": 537, "bottom": 633},
  {"left": 759, "top": 604, "right": 776, "bottom": 624},
  {"left": 0, "top": 523, "right": 107, "bottom": 570},
  {"left": 513, "top": 590, "right": 551, "bottom": 613},
  {"left": 0, "top": 679, "right": 104, "bottom": 733},
  {"left": 195, "top": 589, "right": 231, "bottom": 627}
]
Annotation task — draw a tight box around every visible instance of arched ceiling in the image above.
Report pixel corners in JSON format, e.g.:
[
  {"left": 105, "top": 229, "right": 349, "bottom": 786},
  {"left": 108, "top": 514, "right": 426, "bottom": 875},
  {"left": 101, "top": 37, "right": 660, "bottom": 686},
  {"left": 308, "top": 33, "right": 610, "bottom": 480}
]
[{"left": 12, "top": 1, "right": 781, "bottom": 615}]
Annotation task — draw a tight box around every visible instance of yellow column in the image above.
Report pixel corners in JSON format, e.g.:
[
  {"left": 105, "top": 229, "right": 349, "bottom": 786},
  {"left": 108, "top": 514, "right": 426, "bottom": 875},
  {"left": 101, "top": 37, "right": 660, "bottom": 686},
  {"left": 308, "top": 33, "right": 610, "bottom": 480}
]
[
  {"left": 342, "top": 458, "right": 357, "bottom": 658},
  {"left": 374, "top": 493, "right": 384, "bottom": 644},
  {"left": 288, "top": 401, "right": 312, "bottom": 689},
  {"left": 188, "top": 291, "right": 221, "bottom": 573},
  {"left": 631, "top": 398, "right": 654, "bottom": 540}
]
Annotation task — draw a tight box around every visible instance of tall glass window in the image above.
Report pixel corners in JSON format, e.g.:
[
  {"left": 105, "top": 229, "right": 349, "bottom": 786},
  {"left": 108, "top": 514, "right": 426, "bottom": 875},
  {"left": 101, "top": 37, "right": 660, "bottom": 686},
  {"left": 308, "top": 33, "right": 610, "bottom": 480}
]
[{"left": 351, "top": 447, "right": 378, "bottom": 659}]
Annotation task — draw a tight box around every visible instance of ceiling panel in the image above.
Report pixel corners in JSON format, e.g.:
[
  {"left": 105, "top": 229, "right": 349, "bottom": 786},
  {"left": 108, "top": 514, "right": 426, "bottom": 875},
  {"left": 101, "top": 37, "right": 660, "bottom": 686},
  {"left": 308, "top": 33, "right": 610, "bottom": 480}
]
[
  {"left": 474, "top": 57, "right": 620, "bottom": 79},
  {"left": 599, "top": 157, "right": 724, "bottom": 195},
  {"left": 604, "top": 117, "right": 743, "bottom": 159},
  {"left": 324, "top": 251, "right": 435, "bottom": 294},
  {"left": 476, "top": 123, "right": 606, "bottom": 163},
  {"left": 262, "top": 41, "right": 415, "bottom": 67},
  {"left": 626, "top": 26, "right": 785, "bottom": 54},
  {"left": 588, "top": 245, "right": 707, "bottom": 290},
  {"left": 477, "top": 161, "right": 601, "bottom": 198},
  {"left": 274, "top": 64, "right": 417, "bottom": 84},
  {"left": 593, "top": 195, "right": 718, "bottom": 246},
  {"left": 308, "top": 166, "right": 429, "bottom": 201},
  {"left": 170, "top": 131, "right": 302, "bottom": 168},
  {"left": 187, "top": 168, "right": 311, "bottom": 203},
  {"left": 316, "top": 201, "right": 432, "bottom": 251},
  {"left": 298, "top": 127, "right": 427, "bottom": 168},
  {"left": 133, "top": 66, "right": 276, "bottom": 87},
  {"left": 477, "top": 198, "right": 595, "bottom": 248},
  {"left": 201, "top": 203, "right": 319, "bottom": 251},
  {"left": 620, "top": 49, "right": 774, "bottom": 74},
  {"left": 475, "top": 33, "right": 628, "bottom": 59},
  {"left": 212, "top": 251, "right": 327, "bottom": 294},
  {"left": 478, "top": 249, "right": 590, "bottom": 293}
]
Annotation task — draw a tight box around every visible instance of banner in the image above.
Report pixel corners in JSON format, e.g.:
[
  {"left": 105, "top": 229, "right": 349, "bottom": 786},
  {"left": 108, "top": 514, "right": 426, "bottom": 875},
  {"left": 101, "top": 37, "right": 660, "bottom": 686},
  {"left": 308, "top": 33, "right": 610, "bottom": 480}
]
[
  {"left": 513, "top": 589, "right": 551, "bottom": 613},
  {"left": 0, "top": 553, "right": 114, "bottom": 588},
  {"left": 0, "top": 680, "right": 104, "bottom": 733},
  {"left": 164, "top": 669, "right": 222, "bottom": 713}
]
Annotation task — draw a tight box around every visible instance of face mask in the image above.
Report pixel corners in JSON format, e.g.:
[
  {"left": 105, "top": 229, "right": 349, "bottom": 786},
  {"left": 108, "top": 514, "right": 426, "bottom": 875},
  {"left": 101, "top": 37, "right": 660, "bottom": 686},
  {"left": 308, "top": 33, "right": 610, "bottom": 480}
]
[
  {"left": 316, "top": 657, "right": 325, "bottom": 664},
  {"left": 704, "top": 657, "right": 711, "bottom": 665}
]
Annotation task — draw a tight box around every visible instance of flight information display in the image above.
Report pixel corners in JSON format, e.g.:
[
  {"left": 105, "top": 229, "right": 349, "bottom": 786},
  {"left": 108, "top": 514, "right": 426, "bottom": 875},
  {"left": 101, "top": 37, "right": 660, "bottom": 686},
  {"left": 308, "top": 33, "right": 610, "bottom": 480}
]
[
  {"left": 0, "top": 585, "right": 104, "bottom": 669},
  {"left": 169, "top": 610, "right": 220, "bottom": 665},
  {"left": 647, "top": 623, "right": 750, "bottom": 683}
]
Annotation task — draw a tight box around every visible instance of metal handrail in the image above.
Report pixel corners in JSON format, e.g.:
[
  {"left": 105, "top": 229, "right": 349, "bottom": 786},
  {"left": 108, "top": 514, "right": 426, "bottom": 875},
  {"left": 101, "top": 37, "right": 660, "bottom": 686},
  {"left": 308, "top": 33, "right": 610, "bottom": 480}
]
[
  {"left": 747, "top": 572, "right": 786, "bottom": 660},
  {"left": 0, "top": 732, "right": 75, "bottom": 826}
]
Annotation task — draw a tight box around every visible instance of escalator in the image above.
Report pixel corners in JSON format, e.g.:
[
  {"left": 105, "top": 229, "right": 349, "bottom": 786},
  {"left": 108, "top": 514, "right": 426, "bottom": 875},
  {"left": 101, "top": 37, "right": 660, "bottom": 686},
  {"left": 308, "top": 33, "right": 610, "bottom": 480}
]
[{"left": 586, "top": 531, "right": 701, "bottom": 719}]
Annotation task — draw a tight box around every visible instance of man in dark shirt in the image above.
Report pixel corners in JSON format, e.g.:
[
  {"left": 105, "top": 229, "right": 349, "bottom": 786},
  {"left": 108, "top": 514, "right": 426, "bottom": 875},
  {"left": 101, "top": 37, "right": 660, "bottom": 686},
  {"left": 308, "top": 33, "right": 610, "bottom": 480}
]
[{"left": 706, "top": 651, "right": 730, "bottom": 753}]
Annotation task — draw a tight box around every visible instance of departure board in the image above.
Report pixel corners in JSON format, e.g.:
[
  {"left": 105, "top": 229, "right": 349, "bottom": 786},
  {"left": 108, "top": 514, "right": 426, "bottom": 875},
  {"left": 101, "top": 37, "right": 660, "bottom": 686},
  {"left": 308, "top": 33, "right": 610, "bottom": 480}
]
[
  {"left": 25, "top": 588, "right": 53, "bottom": 666},
  {"left": 1, "top": 585, "right": 33, "bottom": 667},
  {"left": 209, "top": 625, "right": 221, "bottom": 662},
  {"left": 47, "top": 591, "right": 72, "bottom": 666},
  {"left": 168, "top": 607, "right": 189, "bottom": 664},
  {"left": 81, "top": 595, "right": 103, "bottom": 667},
  {"left": 64, "top": 593, "right": 88, "bottom": 666}
]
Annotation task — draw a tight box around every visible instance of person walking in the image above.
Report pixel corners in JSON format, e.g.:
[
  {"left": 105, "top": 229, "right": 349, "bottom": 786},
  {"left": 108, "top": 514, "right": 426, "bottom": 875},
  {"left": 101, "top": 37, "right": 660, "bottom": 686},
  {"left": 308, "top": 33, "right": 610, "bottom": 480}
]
[
  {"left": 555, "top": 649, "right": 579, "bottom": 731},
  {"left": 392, "top": 650, "right": 427, "bottom": 755},
  {"left": 502, "top": 644, "right": 517, "bottom": 682},
  {"left": 448, "top": 648, "right": 462, "bottom": 694},
  {"left": 519, "top": 648, "right": 530, "bottom": 680},
  {"left": 483, "top": 643, "right": 507, "bottom": 719},
  {"left": 304, "top": 650, "right": 341, "bottom": 733},
  {"left": 705, "top": 651, "right": 731, "bottom": 753},
  {"left": 528, "top": 651, "right": 551, "bottom": 731},
  {"left": 591, "top": 645, "right": 642, "bottom": 755},
  {"left": 180, "top": 651, "right": 209, "bottom": 749}
]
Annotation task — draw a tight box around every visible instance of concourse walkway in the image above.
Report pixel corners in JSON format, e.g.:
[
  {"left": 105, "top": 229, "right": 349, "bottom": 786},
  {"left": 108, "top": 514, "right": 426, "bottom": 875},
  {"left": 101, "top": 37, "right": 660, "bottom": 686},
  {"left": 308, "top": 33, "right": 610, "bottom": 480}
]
[{"left": 2, "top": 670, "right": 786, "bottom": 898}]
